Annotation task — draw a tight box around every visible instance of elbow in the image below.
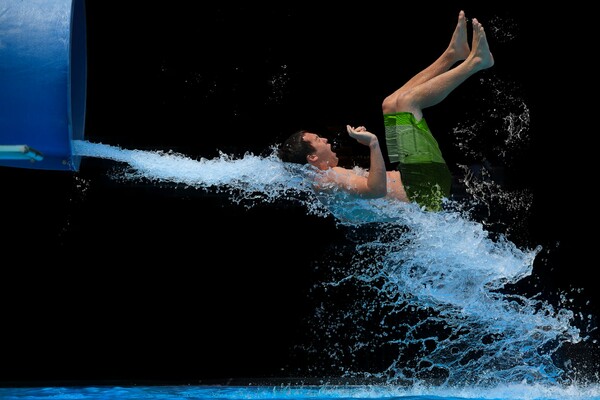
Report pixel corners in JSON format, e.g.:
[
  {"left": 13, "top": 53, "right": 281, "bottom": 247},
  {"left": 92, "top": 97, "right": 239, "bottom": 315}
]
[
  {"left": 374, "top": 187, "right": 388, "bottom": 198},
  {"left": 365, "top": 184, "right": 387, "bottom": 199}
]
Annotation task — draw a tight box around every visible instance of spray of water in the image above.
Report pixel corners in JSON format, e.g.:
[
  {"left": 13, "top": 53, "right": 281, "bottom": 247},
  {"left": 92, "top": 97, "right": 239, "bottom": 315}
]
[
  {"left": 301, "top": 207, "right": 581, "bottom": 387},
  {"left": 72, "top": 137, "right": 587, "bottom": 389}
]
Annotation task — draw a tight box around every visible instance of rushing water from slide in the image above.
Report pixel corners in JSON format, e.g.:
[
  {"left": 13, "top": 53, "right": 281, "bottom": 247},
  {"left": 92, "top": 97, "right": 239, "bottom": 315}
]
[{"left": 70, "top": 125, "right": 589, "bottom": 388}]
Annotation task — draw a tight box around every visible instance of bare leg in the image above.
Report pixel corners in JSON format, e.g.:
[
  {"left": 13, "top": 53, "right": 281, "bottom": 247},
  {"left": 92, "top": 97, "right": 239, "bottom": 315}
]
[
  {"left": 382, "top": 10, "right": 470, "bottom": 115},
  {"left": 382, "top": 13, "right": 494, "bottom": 120}
]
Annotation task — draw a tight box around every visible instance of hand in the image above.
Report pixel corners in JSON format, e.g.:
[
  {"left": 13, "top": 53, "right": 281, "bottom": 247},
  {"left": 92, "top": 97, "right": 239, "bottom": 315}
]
[{"left": 346, "top": 125, "right": 378, "bottom": 146}]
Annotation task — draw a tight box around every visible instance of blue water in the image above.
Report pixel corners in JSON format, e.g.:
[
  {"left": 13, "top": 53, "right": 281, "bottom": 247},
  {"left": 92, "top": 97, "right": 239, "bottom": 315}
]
[{"left": 2, "top": 383, "right": 600, "bottom": 399}]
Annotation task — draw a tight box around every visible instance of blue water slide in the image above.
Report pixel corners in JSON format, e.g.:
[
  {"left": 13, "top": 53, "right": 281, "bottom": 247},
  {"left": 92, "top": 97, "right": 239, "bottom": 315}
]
[{"left": 0, "top": 0, "right": 87, "bottom": 171}]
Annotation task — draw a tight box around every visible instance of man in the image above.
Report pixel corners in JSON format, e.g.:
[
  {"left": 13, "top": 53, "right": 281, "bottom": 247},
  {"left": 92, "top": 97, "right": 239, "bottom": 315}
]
[{"left": 278, "top": 11, "right": 494, "bottom": 211}]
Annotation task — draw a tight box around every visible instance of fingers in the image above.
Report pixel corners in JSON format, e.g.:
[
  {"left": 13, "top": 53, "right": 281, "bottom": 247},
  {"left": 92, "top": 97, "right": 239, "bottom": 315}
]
[{"left": 346, "top": 125, "right": 366, "bottom": 134}]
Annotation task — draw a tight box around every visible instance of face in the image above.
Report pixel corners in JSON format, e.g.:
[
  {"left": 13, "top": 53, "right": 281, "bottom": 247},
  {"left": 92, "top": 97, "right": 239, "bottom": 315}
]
[{"left": 303, "top": 132, "right": 339, "bottom": 170}]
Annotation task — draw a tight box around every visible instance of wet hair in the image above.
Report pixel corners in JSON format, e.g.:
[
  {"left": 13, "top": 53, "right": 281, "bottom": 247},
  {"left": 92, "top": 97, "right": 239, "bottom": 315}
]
[{"left": 277, "top": 129, "right": 315, "bottom": 165}]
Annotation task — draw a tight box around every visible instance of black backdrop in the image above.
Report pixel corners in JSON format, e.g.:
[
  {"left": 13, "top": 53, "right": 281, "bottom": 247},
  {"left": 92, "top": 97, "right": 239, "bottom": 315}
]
[{"left": 1, "top": 2, "right": 597, "bottom": 385}]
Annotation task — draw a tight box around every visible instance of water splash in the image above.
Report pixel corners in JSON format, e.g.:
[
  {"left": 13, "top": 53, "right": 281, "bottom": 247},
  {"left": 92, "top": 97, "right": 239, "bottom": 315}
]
[
  {"left": 453, "top": 76, "right": 530, "bottom": 165},
  {"left": 72, "top": 139, "right": 588, "bottom": 389},
  {"left": 303, "top": 209, "right": 581, "bottom": 387},
  {"left": 73, "top": 140, "right": 327, "bottom": 215}
]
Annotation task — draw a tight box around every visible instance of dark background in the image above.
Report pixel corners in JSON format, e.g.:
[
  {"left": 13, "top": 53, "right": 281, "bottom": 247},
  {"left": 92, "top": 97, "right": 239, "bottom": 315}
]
[{"left": 1, "top": 1, "right": 596, "bottom": 386}]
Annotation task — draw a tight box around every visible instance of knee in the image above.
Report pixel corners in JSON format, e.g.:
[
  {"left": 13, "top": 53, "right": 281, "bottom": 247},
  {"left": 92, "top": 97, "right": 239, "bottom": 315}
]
[
  {"left": 381, "top": 96, "right": 394, "bottom": 114},
  {"left": 382, "top": 91, "right": 412, "bottom": 114}
]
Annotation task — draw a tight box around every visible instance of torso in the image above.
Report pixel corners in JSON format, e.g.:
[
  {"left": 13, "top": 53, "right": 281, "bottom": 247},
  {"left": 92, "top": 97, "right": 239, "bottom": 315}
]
[{"left": 313, "top": 167, "right": 409, "bottom": 203}]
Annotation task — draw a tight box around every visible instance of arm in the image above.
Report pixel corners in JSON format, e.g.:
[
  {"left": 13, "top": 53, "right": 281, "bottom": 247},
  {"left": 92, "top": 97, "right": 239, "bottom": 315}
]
[
  {"left": 347, "top": 124, "right": 388, "bottom": 197},
  {"left": 318, "top": 125, "right": 387, "bottom": 198}
]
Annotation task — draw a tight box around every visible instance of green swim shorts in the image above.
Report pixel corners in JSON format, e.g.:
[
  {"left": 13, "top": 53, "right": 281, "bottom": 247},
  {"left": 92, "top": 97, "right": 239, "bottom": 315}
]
[{"left": 384, "top": 112, "right": 452, "bottom": 211}]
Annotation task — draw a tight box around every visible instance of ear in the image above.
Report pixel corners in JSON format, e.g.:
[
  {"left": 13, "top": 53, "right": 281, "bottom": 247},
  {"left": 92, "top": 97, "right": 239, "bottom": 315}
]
[{"left": 306, "top": 154, "right": 317, "bottom": 163}]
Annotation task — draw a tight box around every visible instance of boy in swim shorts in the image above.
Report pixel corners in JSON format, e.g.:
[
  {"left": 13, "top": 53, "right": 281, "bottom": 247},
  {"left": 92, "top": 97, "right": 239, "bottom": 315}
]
[{"left": 278, "top": 10, "right": 494, "bottom": 212}]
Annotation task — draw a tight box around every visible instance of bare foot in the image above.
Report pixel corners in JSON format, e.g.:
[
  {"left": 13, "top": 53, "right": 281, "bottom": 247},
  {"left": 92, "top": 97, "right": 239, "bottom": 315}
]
[
  {"left": 468, "top": 18, "right": 495, "bottom": 71},
  {"left": 447, "top": 10, "right": 470, "bottom": 62}
]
